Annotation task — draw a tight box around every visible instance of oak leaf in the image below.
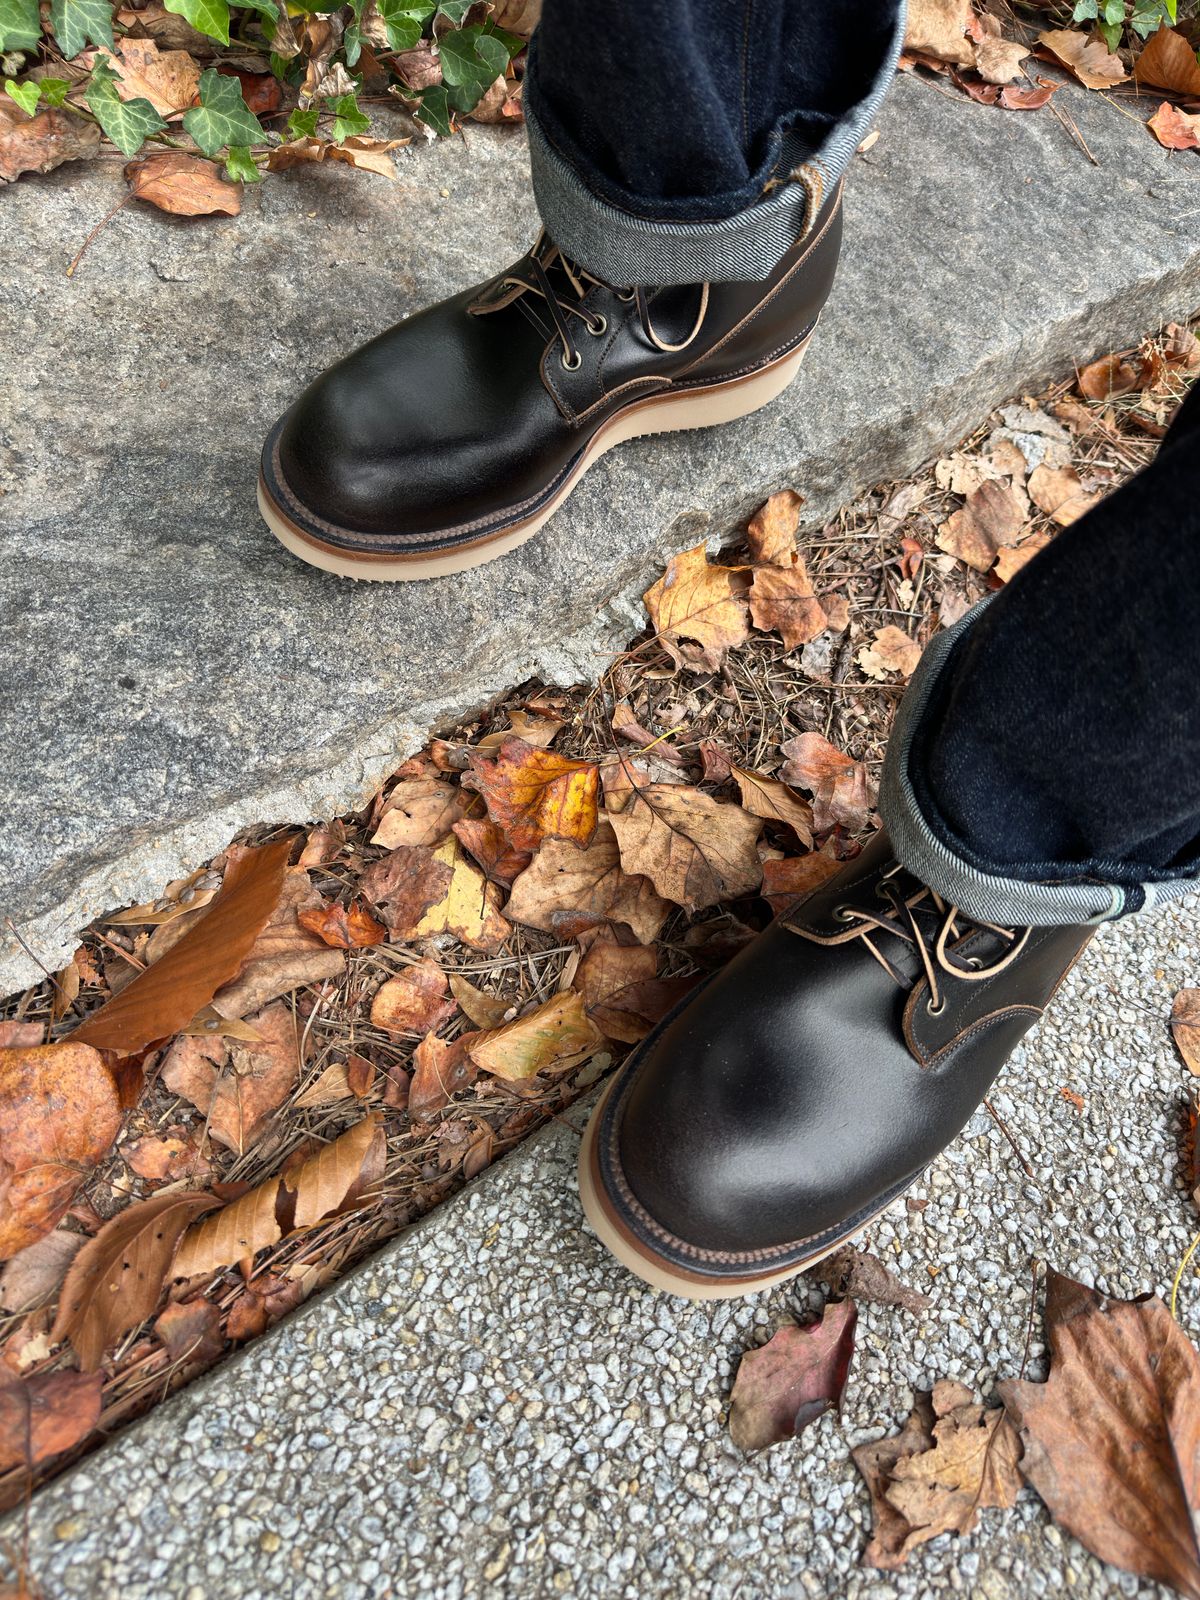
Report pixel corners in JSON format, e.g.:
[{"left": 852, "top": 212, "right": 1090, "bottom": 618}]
[
  {"left": 643, "top": 543, "right": 752, "bottom": 669},
  {"left": 467, "top": 991, "right": 602, "bottom": 1083},
  {"left": 728, "top": 1300, "right": 858, "bottom": 1452},
  {"left": 0, "top": 1370, "right": 103, "bottom": 1473},
  {"left": 412, "top": 837, "right": 512, "bottom": 953},
  {"left": 73, "top": 838, "right": 294, "bottom": 1052},
  {"left": 52, "top": 1190, "right": 219, "bottom": 1369},
  {"left": 0, "top": 1042, "right": 122, "bottom": 1261},
  {"left": 463, "top": 737, "right": 599, "bottom": 853},
  {"left": 370, "top": 959, "right": 457, "bottom": 1035},
  {"left": 505, "top": 820, "right": 670, "bottom": 944},
  {"left": 779, "top": 733, "right": 873, "bottom": 835},
  {"left": 1038, "top": 28, "right": 1127, "bottom": 88},
  {"left": 748, "top": 562, "right": 828, "bottom": 650},
  {"left": 732, "top": 767, "right": 814, "bottom": 847},
  {"left": 857, "top": 626, "right": 923, "bottom": 681},
  {"left": 998, "top": 1270, "right": 1200, "bottom": 1598},
  {"left": 608, "top": 784, "right": 763, "bottom": 911},
  {"left": 746, "top": 489, "right": 803, "bottom": 565},
  {"left": 371, "top": 779, "right": 467, "bottom": 849}
]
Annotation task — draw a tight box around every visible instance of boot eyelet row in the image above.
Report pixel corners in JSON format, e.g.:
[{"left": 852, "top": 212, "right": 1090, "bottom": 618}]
[{"left": 561, "top": 350, "right": 583, "bottom": 371}]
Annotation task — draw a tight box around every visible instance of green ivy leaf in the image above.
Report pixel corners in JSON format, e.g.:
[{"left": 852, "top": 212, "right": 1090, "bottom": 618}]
[
  {"left": 183, "top": 66, "right": 266, "bottom": 155},
  {"left": 286, "top": 105, "right": 320, "bottom": 138},
  {"left": 444, "top": 78, "right": 482, "bottom": 113},
  {"left": 50, "top": 0, "right": 113, "bottom": 58},
  {"left": 5, "top": 78, "right": 40, "bottom": 115},
  {"left": 1071, "top": 0, "right": 1098, "bottom": 17},
  {"left": 343, "top": 18, "right": 362, "bottom": 64},
  {"left": 225, "top": 143, "right": 262, "bottom": 182},
  {"left": 438, "top": 23, "right": 508, "bottom": 88},
  {"left": 234, "top": 0, "right": 280, "bottom": 21},
  {"left": 376, "top": 0, "right": 434, "bottom": 50},
  {"left": 39, "top": 76, "right": 72, "bottom": 106},
  {"left": 329, "top": 90, "right": 370, "bottom": 142},
  {"left": 0, "top": 0, "right": 40, "bottom": 53},
  {"left": 162, "top": 0, "right": 230, "bottom": 46},
  {"left": 85, "top": 56, "right": 166, "bottom": 155},
  {"left": 1099, "top": 14, "right": 1123, "bottom": 47},
  {"left": 435, "top": 0, "right": 471, "bottom": 22},
  {"left": 415, "top": 81, "right": 452, "bottom": 135}
]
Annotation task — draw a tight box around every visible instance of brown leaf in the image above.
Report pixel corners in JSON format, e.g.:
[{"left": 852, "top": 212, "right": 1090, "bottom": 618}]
[
  {"left": 0, "top": 1043, "right": 121, "bottom": 1261},
  {"left": 608, "top": 784, "right": 763, "bottom": 911},
  {"left": 162, "top": 1002, "right": 302, "bottom": 1154},
  {"left": 760, "top": 846, "right": 845, "bottom": 915},
  {"left": 0, "top": 100, "right": 100, "bottom": 184},
  {"left": 451, "top": 817, "right": 532, "bottom": 888},
  {"left": 448, "top": 974, "right": 509, "bottom": 1030},
  {"left": 73, "top": 838, "right": 294, "bottom": 1052},
  {"left": 936, "top": 480, "right": 1026, "bottom": 572},
  {"left": 52, "top": 1190, "right": 219, "bottom": 1370},
  {"left": 994, "top": 530, "right": 1052, "bottom": 583},
  {"left": 779, "top": 733, "right": 873, "bottom": 835},
  {"left": 749, "top": 562, "right": 829, "bottom": 650},
  {"left": 285, "top": 1113, "right": 384, "bottom": 1227},
  {"left": 998, "top": 75, "right": 1059, "bottom": 109},
  {"left": 1027, "top": 464, "right": 1100, "bottom": 527},
  {"left": 610, "top": 701, "right": 688, "bottom": 765},
  {"left": 1164, "top": 324, "right": 1200, "bottom": 370},
  {"left": 124, "top": 151, "right": 242, "bottom": 216},
  {"left": 728, "top": 1300, "right": 858, "bottom": 1452},
  {"left": 294, "top": 1061, "right": 353, "bottom": 1107},
  {"left": 505, "top": 819, "right": 670, "bottom": 944},
  {"left": 172, "top": 1180, "right": 282, "bottom": 1279},
  {"left": 573, "top": 936, "right": 693, "bottom": 1044},
  {"left": 211, "top": 869, "right": 344, "bottom": 1019},
  {"left": 1078, "top": 350, "right": 1142, "bottom": 399},
  {"left": 998, "top": 1270, "right": 1200, "bottom": 1597},
  {"left": 225, "top": 1290, "right": 268, "bottom": 1342},
  {"left": 1038, "top": 28, "right": 1127, "bottom": 88},
  {"left": 370, "top": 959, "right": 456, "bottom": 1035},
  {"left": 974, "top": 34, "right": 1029, "bottom": 83},
  {"left": 0, "top": 1231, "right": 85, "bottom": 1314},
  {"left": 904, "top": 0, "right": 976, "bottom": 65},
  {"left": 153, "top": 1297, "right": 223, "bottom": 1367},
  {"left": 412, "top": 837, "right": 512, "bottom": 953},
  {"left": 1134, "top": 26, "right": 1200, "bottom": 95},
  {"left": 857, "top": 1378, "right": 1022, "bottom": 1568},
  {"left": 732, "top": 768, "right": 814, "bottom": 847},
  {"left": 0, "top": 1023, "right": 43, "bottom": 1050},
  {"left": 1148, "top": 100, "right": 1200, "bottom": 151},
  {"left": 822, "top": 1247, "right": 931, "bottom": 1313},
  {"left": 217, "top": 65, "right": 281, "bottom": 115},
  {"left": 371, "top": 779, "right": 468, "bottom": 849},
  {"left": 122, "top": 1130, "right": 212, "bottom": 1185},
  {"left": 746, "top": 489, "right": 803, "bottom": 566},
  {"left": 297, "top": 899, "right": 387, "bottom": 949},
  {"left": 857, "top": 626, "right": 923, "bottom": 681},
  {"left": 1173, "top": 989, "right": 1200, "bottom": 1075},
  {"left": 409, "top": 1034, "right": 473, "bottom": 1116},
  {"left": 0, "top": 1370, "right": 103, "bottom": 1473},
  {"left": 360, "top": 843, "right": 455, "bottom": 935},
  {"left": 475, "top": 707, "right": 566, "bottom": 753},
  {"left": 467, "top": 992, "right": 602, "bottom": 1083},
  {"left": 298, "top": 821, "right": 345, "bottom": 868},
  {"left": 643, "top": 543, "right": 752, "bottom": 670},
  {"left": 94, "top": 37, "right": 202, "bottom": 115},
  {"left": 463, "top": 737, "right": 599, "bottom": 853}
]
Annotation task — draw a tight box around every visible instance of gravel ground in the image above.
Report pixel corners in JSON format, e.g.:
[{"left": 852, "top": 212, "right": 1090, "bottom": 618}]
[{"left": 11, "top": 894, "right": 1199, "bottom": 1600}]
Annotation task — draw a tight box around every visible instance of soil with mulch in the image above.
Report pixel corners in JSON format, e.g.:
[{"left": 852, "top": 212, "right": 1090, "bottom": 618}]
[{"left": 0, "top": 318, "right": 1195, "bottom": 1510}]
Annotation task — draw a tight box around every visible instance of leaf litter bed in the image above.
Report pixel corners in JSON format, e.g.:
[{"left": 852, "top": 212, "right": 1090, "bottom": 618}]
[{"left": 0, "top": 322, "right": 1198, "bottom": 1589}]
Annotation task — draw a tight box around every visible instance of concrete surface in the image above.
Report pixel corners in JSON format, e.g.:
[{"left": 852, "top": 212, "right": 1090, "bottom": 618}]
[
  {"left": 3, "top": 75, "right": 1199, "bottom": 992},
  {"left": 11, "top": 894, "right": 1199, "bottom": 1599}
]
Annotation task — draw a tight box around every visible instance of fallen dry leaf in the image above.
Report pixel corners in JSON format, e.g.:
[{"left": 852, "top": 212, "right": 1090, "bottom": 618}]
[
  {"left": 452, "top": 817, "right": 532, "bottom": 888},
  {"left": 153, "top": 1297, "right": 223, "bottom": 1368},
  {"left": 370, "top": 959, "right": 457, "bottom": 1035},
  {"left": 285, "top": 1113, "right": 384, "bottom": 1227},
  {"left": 0, "top": 100, "right": 101, "bottom": 184},
  {"left": 732, "top": 768, "right": 814, "bottom": 847},
  {"left": 857, "top": 1378, "right": 1021, "bottom": 1568},
  {"left": 0, "top": 1042, "right": 122, "bottom": 1261},
  {"left": 1173, "top": 990, "right": 1200, "bottom": 1075},
  {"left": 122, "top": 1129, "right": 212, "bottom": 1185},
  {"left": 822, "top": 1247, "right": 931, "bottom": 1313},
  {"left": 1038, "top": 28, "right": 1127, "bottom": 89},
  {"left": 125, "top": 151, "right": 243, "bottom": 217},
  {"left": 0, "top": 1230, "right": 85, "bottom": 1314},
  {"left": 172, "top": 1179, "right": 282, "bottom": 1279},
  {"left": 467, "top": 991, "right": 602, "bottom": 1083},
  {"left": 904, "top": 0, "right": 976, "bottom": 65},
  {"left": 779, "top": 733, "right": 873, "bottom": 835},
  {"left": 409, "top": 1033, "right": 473, "bottom": 1117},
  {"left": 760, "top": 847, "right": 845, "bottom": 915},
  {"left": 0, "top": 1023, "right": 43, "bottom": 1050},
  {"left": 857, "top": 625, "right": 923, "bottom": 681},
  {"left": 475, "top": 707, "right": 565, "bottom": 754},
  {"left": 52, "top": 1190, "right": 219, "bottom": 1370},
  {"left": 448, "top": 974, "right": 509, "bottom": 1030},
  {"left": 610, "top": 701, "right": 688, "bottom": 766},
  {"left": 294, "top": 1061, "right": 353, "bottom": 1107},
  {"left": 936, "top": 480, "right": 1026, "bottom": 572},
  {"left": 1078, "top": 351, "right": 1142, "bottom": 399},
  {"left": 1028, "top": 463, "right": 1099, "bottom": 527},
  {"left": 974, "top": 34, "right": 1029, "bottom": 84},
  {"left": 1134, "top": 26, "right": 1200, "bottom": 96},
  {"left": 608, "top": 783, "right": 763, "bottom": 911},
  {"left": 572, "top": 934, "right": 694, "bottom": 1045},
  {"left": 412, "top": 836, "right": 512, "bottom": 953},
  {"left": 370, "top": 779, "right": 467, "bottom": 849},
  {"left": 505, "top": 820, "right": 670, "bottom": 944},
  {"left": 0, "top": 1369, "right": 103, "bottom": 1473},
  {"left": 994, "top": 530, "right": 1052, "bottom": 582},
  {"left": 267, "top": 133, "right": 407, "bottom": 180},
  {"left": 73, "top": 837, "right": 294, "bottom": 1052},
  {"left": 211, "top": 869, "right": 344, "bottom": 1019},
  {"left": 748, "top": 562, "right": 829, "bottom": 650},
  {"left": 1148, "top": 100, "right": 1200, "bottom": 152},
  {"left": 162, "top": 1002, "right": 302, "bottom": 1154},
  {"left": 463, "top": 737, "right": 599, "bottom": 854},
  {"left": 746, "top": 489, "right": 803, "bottom": 565},
  {"left": 297, "top": 899, "right": 387, "bottom": 949},
  {"left": 728, "top": 1300, "right": 858, "bottom": 1452},
  {"left": 998, "top": 1270, "right": 1200, "bottom": 1597},
  {"left": 360, "top": 843, "right": 455, "bottom": 935},
  {"left": 643, "top": 543, "right": 751, "bottom": 669},
  {"left": 94, "top": 36, "right": 202, "bottom": 115}
]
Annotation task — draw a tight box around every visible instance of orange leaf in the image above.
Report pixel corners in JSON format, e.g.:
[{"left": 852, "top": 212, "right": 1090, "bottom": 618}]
[
  {"left": 643, "top": 543, "right": 752, "bottom": 670},
  {"left": 409, "top": 1034, "right": 473, "bottom": 1116},
  {"left": 0, "top": 1370, "right": 103, "bottom": 1473},
  {"left": 746, "top": 489, "right": 803, "bottom": 566},
  {"left": 1037, "top": 28, "right": 1127, "bottom": 89},
  {"left": 370, "top": 959, "right": 457, "bottom": 1035},
  {"left": 761, "top": 846, "right": 847, "bottom": 916},
  {"left": 779, "top": 733, "right": 873, "bottom": 835},
  {"left": 285, "top": 1112, "right": 384, "bottom": 1227},
  {"left": 1134, "top": 26, "right": 1200, "bottom": 96},
  {"left": 172, "top": 1180, "right": 283, "bottom": 1279},
  {"left": 1148, "top": 99, "right": 1200, "bottom": 151},
  {"left": 297, "top": 899, "right": 387, "bottom": 949},
  {"left": 463, "top": 736, "right": 599, "bottom": 853},
  {"left": 125, "top": 152, "right": 242, "bottom": 216},
  {"left": 748, "top": 563, "right": 829, "bottom": 650},
  {"left": 731, "top": 768, "right": 814, "bottom": 847},
  {"left": 467, "top": 991, "right": 602, "bottom": 1083}
]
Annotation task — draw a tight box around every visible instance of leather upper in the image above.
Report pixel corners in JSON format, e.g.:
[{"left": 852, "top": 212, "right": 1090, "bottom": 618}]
[
  {"left": 599, "top": 832, "right": 1092, "bottom": 1273},
  {"left": 264, "top": 187, "right": 844, "bottom": 554}
]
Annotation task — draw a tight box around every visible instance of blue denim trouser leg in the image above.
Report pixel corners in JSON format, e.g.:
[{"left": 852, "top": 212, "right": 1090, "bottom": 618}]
[
  {"left": 523, "top": 0, "right": 905, "bottom": 285},
  {"left": 881, "top": 381, "right": 1200, "bottom": 927}
]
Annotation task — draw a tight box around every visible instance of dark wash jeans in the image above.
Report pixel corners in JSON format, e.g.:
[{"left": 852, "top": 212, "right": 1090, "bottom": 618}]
[{"left": 523, "top": 0, "right": 1200, "bottom": 927}]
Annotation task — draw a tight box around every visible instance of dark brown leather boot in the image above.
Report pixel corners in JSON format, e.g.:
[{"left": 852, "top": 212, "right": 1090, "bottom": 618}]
[
  {"left": 578, "top": 831, "right": 1094, "bottom": 1299},
  {"left": 258, "top": 185, "right": 843, "bottom": 581}
]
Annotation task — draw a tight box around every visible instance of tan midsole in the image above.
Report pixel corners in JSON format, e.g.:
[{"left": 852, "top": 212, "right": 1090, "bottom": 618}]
[{"left": 259, "top": 340, "right": 810, "bottom": 583}]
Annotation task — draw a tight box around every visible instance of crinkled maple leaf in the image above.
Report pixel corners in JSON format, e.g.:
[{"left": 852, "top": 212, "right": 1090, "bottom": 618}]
[
  {"left": 505, "top": 819, "right": 670, "bottom": 944},
  {"left": 749, "top": 561, "right": 828, "bottom": 650},
  {"left": 608, "top": 783, "right": 763, "bottom": 911},
  {"left": 463, "top": 735, "right": 599, "bottom": 853},
  {"left": 643, "top": 542, "right": 752, "bottom": 670},
  {"left": 728, "top": 1299, "right": 858, "bottom": 1452},
  {"left": 779, "top": 733, "right": 873, "bottom": 835},
  {"left": 998, "top": 1270, "right": 1200, "bottom": 1599}
]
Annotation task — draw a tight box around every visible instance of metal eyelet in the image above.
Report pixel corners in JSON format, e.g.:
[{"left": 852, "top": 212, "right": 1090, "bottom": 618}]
[
  {"left": 927, "top": 996, "right": 946, "bottom": 1016},
  {"left": 587, "top": 315, "right": 608, "bottom": 337},
  {"left": 833, "top": 905, "right": 856, "bottom": 922},
  {"left": 617, "top": 289, "right": 637, "bottom": 303},
  {"left": 965, "top": 956, "right": 984, "bottom": 970},
  {"left": 561, "top": 350, "right": 582, "bottom": 371}
]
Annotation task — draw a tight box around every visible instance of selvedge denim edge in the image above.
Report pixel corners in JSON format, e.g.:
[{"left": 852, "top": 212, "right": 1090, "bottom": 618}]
[
  {"left": 879, "top": 600, "right": 1200, "bottom": 927},
  {"left": 522, "top": 3, "right": 905, "bottom": 286}
]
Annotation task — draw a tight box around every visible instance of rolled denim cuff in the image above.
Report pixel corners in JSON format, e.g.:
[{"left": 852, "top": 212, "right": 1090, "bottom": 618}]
[
  {"left": 879, "top": 601, "right": 1200, "bottom": 927},
  {"left": 524, "top": 7, "right": 904, "bottom": 286}
]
